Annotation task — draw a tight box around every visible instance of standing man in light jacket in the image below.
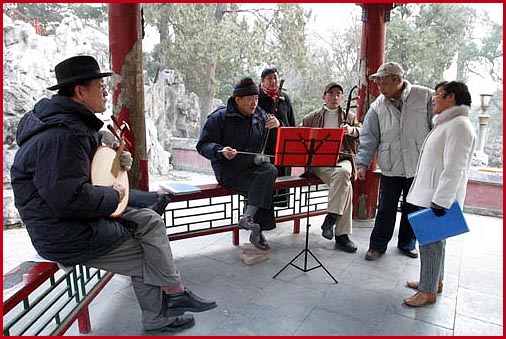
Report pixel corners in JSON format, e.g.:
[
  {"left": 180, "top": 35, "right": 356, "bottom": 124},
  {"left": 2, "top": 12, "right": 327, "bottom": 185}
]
[
  {"left": 355, "top": 62, "right": 434, "bottom": 261},
  {"left": 404, "top": 81, "right": 476, "bottom": 307}
]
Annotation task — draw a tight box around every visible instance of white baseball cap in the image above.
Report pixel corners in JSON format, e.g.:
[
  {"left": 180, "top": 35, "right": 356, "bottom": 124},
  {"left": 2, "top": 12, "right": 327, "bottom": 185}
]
[{"left": 369, "top": 62, "right": 404, "bottom": 80}]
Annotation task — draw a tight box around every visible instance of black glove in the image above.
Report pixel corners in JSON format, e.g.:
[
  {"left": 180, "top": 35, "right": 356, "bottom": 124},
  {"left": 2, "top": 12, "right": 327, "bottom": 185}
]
[{"left": 430, "top": 202, "right": 446, "bottom": 217}]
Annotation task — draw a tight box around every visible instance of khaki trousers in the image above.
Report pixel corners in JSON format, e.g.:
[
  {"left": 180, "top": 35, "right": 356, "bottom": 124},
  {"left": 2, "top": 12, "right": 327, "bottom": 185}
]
[{"left": 310, "top": 160, "right": 353, "bottom": 236}]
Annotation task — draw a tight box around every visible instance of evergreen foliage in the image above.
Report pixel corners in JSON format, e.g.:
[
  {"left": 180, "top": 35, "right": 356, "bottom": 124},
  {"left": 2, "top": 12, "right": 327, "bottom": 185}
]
[{"left": 6, "top": 3, "right": 503, "bottom": 167}]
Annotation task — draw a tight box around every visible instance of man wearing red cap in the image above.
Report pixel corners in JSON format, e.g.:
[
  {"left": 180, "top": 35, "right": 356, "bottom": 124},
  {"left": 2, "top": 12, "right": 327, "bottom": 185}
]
[{"left": 197, "top": 76, "right": 280, "bottom": 251}]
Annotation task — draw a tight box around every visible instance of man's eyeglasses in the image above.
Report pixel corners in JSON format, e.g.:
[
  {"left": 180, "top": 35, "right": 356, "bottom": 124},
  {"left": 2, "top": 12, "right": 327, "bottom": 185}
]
[
  {"left": 373, "top": 75, "right": 394, "bottom": 83},
  {"left": 326, "top": 92, "right": 343, "bottom": 97}
]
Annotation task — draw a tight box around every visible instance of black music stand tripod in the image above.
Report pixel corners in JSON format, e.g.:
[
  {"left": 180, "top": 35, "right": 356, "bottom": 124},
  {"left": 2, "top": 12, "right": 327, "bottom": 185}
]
[{"left": 272, "top": 128, "right": 344, "bottom": 284}]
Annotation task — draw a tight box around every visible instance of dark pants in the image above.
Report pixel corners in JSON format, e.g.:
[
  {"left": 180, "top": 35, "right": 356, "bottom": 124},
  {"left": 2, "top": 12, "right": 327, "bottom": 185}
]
[
  {"left": 223, "top": 162, "right": 278, "bottom": 210},
  {"left": 368, "top": 175, "right": 417, "bottom": 253},
  {"left": 273, "top": 166, "right": 291, "bottom": 206}
]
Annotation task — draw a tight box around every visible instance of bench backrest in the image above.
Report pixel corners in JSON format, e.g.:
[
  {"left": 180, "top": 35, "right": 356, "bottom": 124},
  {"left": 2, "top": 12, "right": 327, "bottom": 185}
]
[{"left": 163, "top": 176, "right": 328, "bottom": 238}]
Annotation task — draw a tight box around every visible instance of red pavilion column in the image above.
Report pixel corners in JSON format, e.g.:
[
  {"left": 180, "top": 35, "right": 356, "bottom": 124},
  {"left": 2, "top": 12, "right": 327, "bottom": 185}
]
[
  {"left": 108, "top": 4, "right": 149, "bottom": 190},
  {"left": 353, "top": 3, "right": 393, "bottom": 219}
]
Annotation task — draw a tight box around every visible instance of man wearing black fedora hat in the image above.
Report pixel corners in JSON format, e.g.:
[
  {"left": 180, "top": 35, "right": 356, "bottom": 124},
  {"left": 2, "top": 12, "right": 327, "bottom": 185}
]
[
  {"left": 197, "top": 76, "right": 280, "bottom": 251},
  {"left": 11, "top": 55, "right": 217, "bottom": 333}
]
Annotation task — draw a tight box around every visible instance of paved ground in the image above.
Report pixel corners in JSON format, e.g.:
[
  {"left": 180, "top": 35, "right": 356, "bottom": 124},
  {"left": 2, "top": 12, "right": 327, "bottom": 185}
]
[{"left": 3, "top": 210, "right": 503, "bottom": 336}]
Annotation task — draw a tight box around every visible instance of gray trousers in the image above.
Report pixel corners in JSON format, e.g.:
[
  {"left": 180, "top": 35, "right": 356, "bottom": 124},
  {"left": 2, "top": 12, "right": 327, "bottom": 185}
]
[
  {"left": 419, "top": 239, "right": 446, "bottom": 293},
  {"left": 310, "top": 160, "right": 353, "bottom": 236},
  {"left": 85, "top": 208, "right": 181, "bottom": 330}
]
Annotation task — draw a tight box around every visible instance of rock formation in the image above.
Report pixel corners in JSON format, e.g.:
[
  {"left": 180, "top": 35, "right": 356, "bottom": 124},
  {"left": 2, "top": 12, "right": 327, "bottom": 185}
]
[{"left": 3, "top": 13, "right": 202, "bottom": 227}]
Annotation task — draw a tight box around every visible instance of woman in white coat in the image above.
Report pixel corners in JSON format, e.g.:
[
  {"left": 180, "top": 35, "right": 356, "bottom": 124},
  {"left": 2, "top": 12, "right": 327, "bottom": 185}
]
[{"left": 403, "top": 81, "right": 476, "bottom": 307}]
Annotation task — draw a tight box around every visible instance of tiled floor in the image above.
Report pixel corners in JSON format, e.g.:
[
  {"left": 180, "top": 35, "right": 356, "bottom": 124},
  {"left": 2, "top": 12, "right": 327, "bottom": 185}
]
[{"left": 4, "top": 211, "right": 502, "bottom": 336}]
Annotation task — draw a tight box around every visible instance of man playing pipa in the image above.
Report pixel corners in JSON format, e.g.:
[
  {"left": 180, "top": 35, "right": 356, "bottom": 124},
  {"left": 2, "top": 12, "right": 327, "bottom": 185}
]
[{"left": 11, "top": 55, "right": 216, "bottom": 333}]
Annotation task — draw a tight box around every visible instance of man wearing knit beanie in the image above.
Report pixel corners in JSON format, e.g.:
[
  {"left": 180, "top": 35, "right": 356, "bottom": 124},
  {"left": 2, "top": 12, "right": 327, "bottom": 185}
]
[
  {"left": 232, "top": 76, "right": 259, "bottom": 97},
  {"left": 197, "top": 76, "right": 280, "bottom": 251}
]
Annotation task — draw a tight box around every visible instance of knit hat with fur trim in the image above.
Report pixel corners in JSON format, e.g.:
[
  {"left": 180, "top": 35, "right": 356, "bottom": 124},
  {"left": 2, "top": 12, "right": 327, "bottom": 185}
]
[{"left": 233, "top": 76, "right": 259, "bottom": 97}]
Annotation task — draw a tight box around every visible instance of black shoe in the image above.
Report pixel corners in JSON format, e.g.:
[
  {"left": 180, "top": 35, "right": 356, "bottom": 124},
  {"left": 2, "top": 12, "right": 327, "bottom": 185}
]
[
  {"left": 250, "top": 229, "right": 270, "bottom": 250},
  {"left": 149, "top": 192, "right": 171, "bottom": 216},
  {"left": 320, "top": 213, "right": 337, "bottom": 240},
  {"left": 335, "top": 234, "right": 358, "bottom": 253},
  {"left": 365, "top": 249, "right": 382, "bottom": 261},
  {"left": 164, "top": 288, "right": 217, "bottom": 317},
  {"left": 258, "top": 231, "right": 271, "bottom": 250},
  {"left": 399, "top": 248, "right": 419, "bottom": 258},
  {"left": 146, "top": 314, "right": 195, "bottom": 333},
  {"left": 238, "top": 216, "right": 260, "bottom": 232}
]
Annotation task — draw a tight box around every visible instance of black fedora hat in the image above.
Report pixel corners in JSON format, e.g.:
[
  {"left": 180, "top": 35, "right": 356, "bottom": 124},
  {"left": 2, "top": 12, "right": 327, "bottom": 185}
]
[{"left": 47, "top": 55, "right": 112, "bottom": 90}]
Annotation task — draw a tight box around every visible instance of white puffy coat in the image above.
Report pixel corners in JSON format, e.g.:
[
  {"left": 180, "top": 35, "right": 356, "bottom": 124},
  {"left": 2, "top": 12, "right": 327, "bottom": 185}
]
[{"left": 407, "top": 105, "right": 476, "bottom": 209}]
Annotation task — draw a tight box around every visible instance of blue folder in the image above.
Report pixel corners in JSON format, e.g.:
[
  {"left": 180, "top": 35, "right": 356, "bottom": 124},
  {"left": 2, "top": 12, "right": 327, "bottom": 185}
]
[{"left": 408, "top": 201, "right": 469, "bottom": 245}]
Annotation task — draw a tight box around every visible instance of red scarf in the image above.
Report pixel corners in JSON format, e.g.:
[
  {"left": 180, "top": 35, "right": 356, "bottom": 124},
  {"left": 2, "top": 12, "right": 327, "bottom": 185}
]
[{"left": 261, "top": 83, "right": 279, "bottom": 101}]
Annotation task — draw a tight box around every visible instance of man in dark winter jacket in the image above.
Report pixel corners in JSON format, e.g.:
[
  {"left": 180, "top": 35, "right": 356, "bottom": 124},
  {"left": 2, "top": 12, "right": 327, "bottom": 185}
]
[
  {"left": 196, "top": 76, "right": 280, "bottom": 251},
  {"left": 258, "top": 67, "right": 296, "bottom": 207},
  {"left": 10, "top": 55, "right": 216, "bottom": 333}
]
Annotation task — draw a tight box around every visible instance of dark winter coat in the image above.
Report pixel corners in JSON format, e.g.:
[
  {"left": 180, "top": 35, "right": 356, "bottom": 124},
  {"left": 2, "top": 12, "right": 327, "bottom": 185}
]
[
  {"left": 10, "top": 95, "right": 130, "bottom": 266},
  {"left": 196, "top": 97, "right": 272, "bottom": 186}
]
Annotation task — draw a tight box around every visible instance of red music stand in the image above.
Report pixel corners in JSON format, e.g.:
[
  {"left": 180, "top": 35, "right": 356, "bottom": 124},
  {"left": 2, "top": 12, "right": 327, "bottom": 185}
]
[{"left": 272, "top": 127, "right": 345, "bottom": 283}]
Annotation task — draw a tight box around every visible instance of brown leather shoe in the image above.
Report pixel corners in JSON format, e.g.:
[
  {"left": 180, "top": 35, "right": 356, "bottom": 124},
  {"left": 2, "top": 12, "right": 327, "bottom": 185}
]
[
  {"left": 365, "top": 249, "right": 382, "bottom": 261},
  {"left": 406, "top": 280, "right": 443, "bottom": 293},
  {"left": 403, "top": 291, "right": 437, "bottom": 307}
]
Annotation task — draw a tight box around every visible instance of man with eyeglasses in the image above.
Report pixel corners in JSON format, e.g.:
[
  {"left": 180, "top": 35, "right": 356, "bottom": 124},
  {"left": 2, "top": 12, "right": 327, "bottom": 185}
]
[
  {"left": 10, "top": 55, "right": 217, "bottom": 334},
  {"left": 197, "top": 76, "right": 280, "bottom": 251},
  {"left": 301, "top": 82, "right": 361, "bottom": 253},
  {"left": 355, "top": 62, "right": 434, "bottom": 261}
]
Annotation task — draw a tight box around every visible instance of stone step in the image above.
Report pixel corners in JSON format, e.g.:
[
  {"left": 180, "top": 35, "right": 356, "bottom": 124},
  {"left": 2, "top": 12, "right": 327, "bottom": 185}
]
[{"left": 240, "top": 243, "right": 270, "bottom": 265}]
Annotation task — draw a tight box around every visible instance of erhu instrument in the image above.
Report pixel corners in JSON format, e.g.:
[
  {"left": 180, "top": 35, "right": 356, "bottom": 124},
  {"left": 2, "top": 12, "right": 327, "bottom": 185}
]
[{"left": 255, "top": 79, "right": 285, "bottom": 165}]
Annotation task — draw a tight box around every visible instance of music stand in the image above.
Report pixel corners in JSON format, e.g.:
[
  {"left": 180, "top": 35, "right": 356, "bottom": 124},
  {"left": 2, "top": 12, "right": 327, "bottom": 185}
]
[{"left": 272, "top": 127, "right": 345, "bottom": 283}]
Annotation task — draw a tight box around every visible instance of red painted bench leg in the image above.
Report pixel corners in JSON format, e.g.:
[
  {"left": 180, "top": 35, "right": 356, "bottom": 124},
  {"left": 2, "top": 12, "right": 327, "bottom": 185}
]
[
  {"left": 232, "top": 227, "right": 239, "bottom": 246},
  {"left": 77, "top": 306, "right": 91, "bottom": 334},
  {"left": 293, "top": 219, "right": 300, "bottom": 234}
]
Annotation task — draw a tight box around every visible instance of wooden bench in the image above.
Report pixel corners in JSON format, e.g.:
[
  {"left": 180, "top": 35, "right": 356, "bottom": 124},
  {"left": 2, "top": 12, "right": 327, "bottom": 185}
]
[
  {"left": 3, "top": 262, "right": 113, "bottom": 336},
  {"left": 163, "top": 175, "right": 329, "bottom": 245}
]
